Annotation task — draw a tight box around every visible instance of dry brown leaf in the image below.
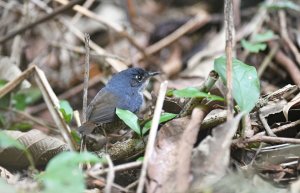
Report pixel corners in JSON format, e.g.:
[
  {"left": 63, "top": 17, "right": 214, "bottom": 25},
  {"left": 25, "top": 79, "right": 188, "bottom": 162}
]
[
  {"left": 283, "top": 93, "right": 300, "bottom": 121},
  {"left": 190, "top": 113, "right": 243, "bottom": 191},
  {"left": 147, "top": 117, "right": 189, "bottom": 193},
  {"left": 0, "top": 129, "right": 69, "bottom": 169}
]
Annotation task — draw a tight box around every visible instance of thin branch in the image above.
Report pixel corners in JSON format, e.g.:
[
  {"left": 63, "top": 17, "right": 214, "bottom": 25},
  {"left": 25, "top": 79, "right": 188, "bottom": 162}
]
[
  {"left": 0, "top": 0, "right": 84, "bottom": 43},
  {"left": 34, "top": 66, "right": 77, "bottom": 150},
  {"left": 89, "top": 161, "right": 142, "bottom": 176},
  {"left": 136, "top": 81, "right": 168, "bottom": 193},
  {"left": 54, "top": 0, "right": 148, "bottom": 60},
  {"left": 224, "top": 0, "right": 235, "bottom": 120},
  {"left": 0, "top": 65, "right": 35, "bottom": 98},
  {"left": 239, "top": 136, "right": 300, "bottom": 144},
  {"left": 279, "top": 10, "right": 300, "bottom": 66},
  {"left": 134, "top": 13, "right": 210, "bottom": 64},
  {"left": 104, "top": 155, "right": 115, "bottom": 193},
  {"left": 82, "top": 33, "right": 90, "bottom": 123}
]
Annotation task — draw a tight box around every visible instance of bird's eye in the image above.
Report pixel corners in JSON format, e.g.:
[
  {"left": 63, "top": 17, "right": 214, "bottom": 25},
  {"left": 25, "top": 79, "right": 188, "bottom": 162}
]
[{"left": 135, "top": 75, "right": 143, "bottom": 82}]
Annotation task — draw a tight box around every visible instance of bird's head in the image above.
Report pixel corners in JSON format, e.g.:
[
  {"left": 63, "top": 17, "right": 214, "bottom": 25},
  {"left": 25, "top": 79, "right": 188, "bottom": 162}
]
[{"left": 106, "top": 68, "right": 160, "bottom": 93}]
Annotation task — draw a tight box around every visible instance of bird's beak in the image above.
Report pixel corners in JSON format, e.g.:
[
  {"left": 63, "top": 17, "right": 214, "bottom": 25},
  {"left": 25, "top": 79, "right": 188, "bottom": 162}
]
[{"left": 147, "top": 71, "right": 160, "bottom": 77}]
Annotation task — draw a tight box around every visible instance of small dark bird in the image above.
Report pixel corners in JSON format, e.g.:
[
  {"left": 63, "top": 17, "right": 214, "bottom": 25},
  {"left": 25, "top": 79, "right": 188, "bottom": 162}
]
[{"left": 79, "top": 68, "right": 159, "bottom": 135}]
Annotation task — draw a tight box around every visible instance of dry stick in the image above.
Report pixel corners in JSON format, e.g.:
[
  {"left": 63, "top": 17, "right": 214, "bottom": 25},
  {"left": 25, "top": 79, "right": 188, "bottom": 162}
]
[
  {"left": 90, "top": 161, "right": 142, "bottom": 176},
  {"left": 272, "top": 44, "right": 300, "bottom": 85},
  {"left": 279, "top": 10, "right": 300, "bottom": 66},
  {"left": 82, "top": 33, "right": 90, "bottom": 123},
  {"left": 31, "top": 0, "right": 127, "bottom": 72},
  {"left": 80, "top": 33, "right": 90, "bottom": 152},
  {"left": 28, "top": 75, "right": 105, "bottom": 114},
  {"left": 70, "top": 0, "right": 95, "bottom": 24},
  {"left": 258, "top": 43, "right": 279, "bottom": 77},
  {"left": 242, "top": 136, "right": 300, "bottom": 144},
  {"left": 0, "top": 65, "right": 35, "bottom": 98},
  {"left": 255, "top": 120, "right": 300, "bottom": 137},
  {"left": 224, "top": 0, "right": 234, "bottom": 120},
  {"left": 134, "top": 14, "right": 210, "bottom": 63},
  {"left": 105, "top": 155, "right": 115, "bottom": 193},
  {"left": 64, "top": 21, "right": 128, "bottom": 72},
  {"left": 54, "top": 0, "right": 148, "bottom": 60},
  {"left": 136, "top": 81, "right": 168, "bottom": 193},
  {"left": 34, "top": 66, "right": 77, "bottom": 151},
  {"left": 0, "top": 0, "right": 84, "bottom": 44}
]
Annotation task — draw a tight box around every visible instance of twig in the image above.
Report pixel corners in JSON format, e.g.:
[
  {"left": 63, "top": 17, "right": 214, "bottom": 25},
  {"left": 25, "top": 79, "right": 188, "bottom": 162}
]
[
  {"left": 0, "top": 0, "right": 84, "bottom": 43},
  {"left": 258, "top": 43, "right": 279, "bottom": 77},
  {"left": 279, "top": 10, "right": 300, "bottom": 66},
  {"left": 258, "top": 112, "right": 276, "bottom": 137},
  {"left": 34, "top": 66, "right": 77, "bottom": 151},
  {"left": 6, "top": 108, "right": 57, "bottom": 131},
  {"left": 255, "top": 120, "right": 300, "bottom": 137},
  {"left": 82, "top": 33, "right": 90, "bottom": 123},
  {"left": 134, "top": 13, "right": 210, "bottom": 64},
  {"left": 55, "top": 0, "right": 148, "bottom": 60},
  {"left": 272, "top": 42, "right": 300, "bottom": 85},
  {"left": 0, "top": 65, "right": 35, "bottom": 98},
  {"left": 90, "top": 161, "right": 142, "bottom": 176},
  {"left": 224, "top": 0, "right": 234, "bottom": 120},
  {"left": 31, "top": 0, "right": 128, "bottom": 72},
  {"left": 104, "top": 155, "right": 115, "bottom": 193},
  {"left": 238, "top": 136, "right": 300, "bottom": 144},
  {"left": 136, "top": 81, "right": 168, "bottom": 193},
  {"left": 70, "top": 0, "right": 95, "bottom": 24}
]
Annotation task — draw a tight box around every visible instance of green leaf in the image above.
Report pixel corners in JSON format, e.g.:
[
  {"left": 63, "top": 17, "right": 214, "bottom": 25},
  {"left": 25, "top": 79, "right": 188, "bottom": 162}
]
[
  {"left": 214, "top": 56, "right": 260, "bottom": 113},
  {"left": 263, "top": 0, "right": 300, "bottom": 12},
  {"left": 116, "top": 108, "right": 141, "bottom": 135},
  {"left": 241, "top": 39, "right": 267, "bottom": 53},
  {"left": 137, "top": 156, "right": 144, "bottom": 161},
  {"left": 252, "top": 30, "right": 275, "bottom": 43},
  {"left": 173, "top": 87, "right": 224, "bottom": 101},
  {"left": 142, "top": 113, "right": 177, "bottom": 135},
  {"left": 39, "top": 151, "right": 103, "bottom": 193},
  {"left": 9, "top": 122, "right": 32, "bottom": 132},
  {"left": 71, "top": 130, "right": 81, "bottom": 144},
  {"left": 59, "top": 100, "right": 73, "bottom": 124},
  {"left": 12, "top": 93, "right": 27, "bottom": 110},
  {"left": 0, "top": 131, "right": 25, "bottom": 150}
]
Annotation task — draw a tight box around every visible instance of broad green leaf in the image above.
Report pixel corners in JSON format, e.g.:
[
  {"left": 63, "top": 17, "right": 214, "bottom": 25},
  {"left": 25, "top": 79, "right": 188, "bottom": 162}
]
[
  {"left": 252, "top": 30, "right": 275, "bottom": 43},
  {"left": 0, "top": 131, "right": 25, "bottom": 150},
  {"left": 263, "top": 0, "right": 300, "bottom": 11},
  {"left": 241, "top": 39, "right": 267, "bottom": 53},
  {"left": 9, "top": 122, "right": 32, "bottom": 132},
  {"left": 142, "top": 113, "right": 177, "bottom": 135},
  {"left": 173, "top": 87, "right": 224, "bottom": 101},
  {"left": 18, "top": 87, "right": 42, "bottom": 105},
  {"left": 39, "top": 151, "right": 103, "bottom": 193},
  {"left": 59, "top": 100, "right": 73, "bottom": 124},
  {"left": 71, "top": 130, "right": 81, "bottom": 144},
  {"left": 214, "top": 56, "right": 260, "bottom": 112},
  {"left": 12, "top": 93, "right": 27, "bottom": 110},
  {"left": 116, "top": 108, "right": 141, "bottom": 135},
  {"left": 137, "top": 157, "right": 144, "bottom": 161}
]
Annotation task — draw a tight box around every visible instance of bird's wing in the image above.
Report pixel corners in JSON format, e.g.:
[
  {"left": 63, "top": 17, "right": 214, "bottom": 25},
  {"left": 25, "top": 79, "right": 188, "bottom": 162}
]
[{"left": 86, "top": 90, "right": 119, "bottom": 124}]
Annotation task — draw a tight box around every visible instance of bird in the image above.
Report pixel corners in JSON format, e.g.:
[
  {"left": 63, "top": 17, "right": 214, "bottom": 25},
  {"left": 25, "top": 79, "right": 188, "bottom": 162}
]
[{"left": 79, "top": 67, "right": 159, "bottom": 136}]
